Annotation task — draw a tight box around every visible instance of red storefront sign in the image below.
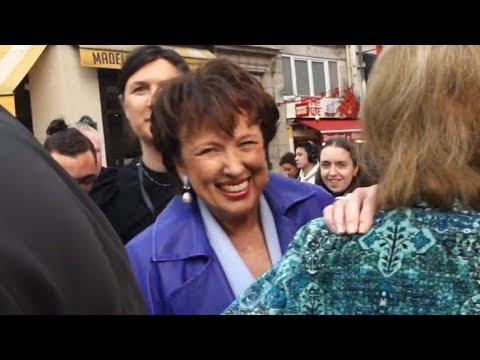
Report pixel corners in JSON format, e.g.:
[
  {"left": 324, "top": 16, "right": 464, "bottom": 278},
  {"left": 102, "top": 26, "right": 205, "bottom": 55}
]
[
  {"left": 288, "top": 88, "right": 362, "bottom": 143},
  {"left": 292, "top": 88, "right": 360, "bottom": 119},
  {"left": 321, "top": 132, "right": 354, "bottom": 143},
  {"left": 295, "top": 102, "right": 310, "bottom": 118},
  {"left": 297, "top": 119, "right": 363, "bottom": 144}
]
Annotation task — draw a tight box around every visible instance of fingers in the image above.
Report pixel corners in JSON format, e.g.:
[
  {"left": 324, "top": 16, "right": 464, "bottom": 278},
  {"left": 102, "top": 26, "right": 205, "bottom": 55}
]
[
  {"left": 357, "top": 185, "right": 378, "bottom": 233},
  {"left": 323, "top": 196, "right": 351, "bottom": 234},
  {"left": 343, "top": 191, "right": 363, "bottom": 234},
  {"left": 323, "top": 185, "right": 379, "bottom": 235},
  {"left": 323, "top": 204, "right": 336, "bottom": 233},
  {"left": 333, "top": 196, "right": 350, "bottom": 234}
]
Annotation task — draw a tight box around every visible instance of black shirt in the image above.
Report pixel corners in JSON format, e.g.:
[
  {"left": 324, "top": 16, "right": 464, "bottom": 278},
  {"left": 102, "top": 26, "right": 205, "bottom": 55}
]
[
  {"left": 90, "top": 159, "right": 180, "bottom": 244},
  {"left": 0, "top": 106, "right": 146, "bottom": 314}
]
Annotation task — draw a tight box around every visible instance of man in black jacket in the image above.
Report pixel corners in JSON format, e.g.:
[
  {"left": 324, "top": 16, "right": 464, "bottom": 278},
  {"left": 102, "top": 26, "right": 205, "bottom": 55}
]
[{"left": 0, "top": 106, "right": 146, "bottom": 314}]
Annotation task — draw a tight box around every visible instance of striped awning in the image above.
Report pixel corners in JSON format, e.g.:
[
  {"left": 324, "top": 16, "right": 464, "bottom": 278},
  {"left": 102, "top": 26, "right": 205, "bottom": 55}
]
[
  {"left": 78, "top": 45, "right": 215, "bottom": 70},
  {"left": 0, "top": 45, "right": 47, "bottom": 95}
]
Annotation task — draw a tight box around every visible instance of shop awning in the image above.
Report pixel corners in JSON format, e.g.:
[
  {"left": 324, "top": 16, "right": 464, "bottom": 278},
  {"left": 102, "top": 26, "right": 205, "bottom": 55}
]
[
  {"left": 0, "top": 45, "right": 47, "bottom": 95},
  {"left": 0, "top": 95, "right": 15, "bottom": 116},
  {"left": 78, "top": 45, "right": 215, "bottom": 70},
  {"left": 0, "top": 45, "right": 47, "bottom": 115},
  {"left": 297, "top": 119, "right": 362, "bottom": 133},
  {"left": 163, "top": 46, "right": 216, "bottom": 69}
]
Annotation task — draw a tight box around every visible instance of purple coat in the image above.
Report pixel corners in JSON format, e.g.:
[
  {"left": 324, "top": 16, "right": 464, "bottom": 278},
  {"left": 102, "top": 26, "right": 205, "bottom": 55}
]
[{"left": 126, "top": 173, "right": 333, "bottom": 315}]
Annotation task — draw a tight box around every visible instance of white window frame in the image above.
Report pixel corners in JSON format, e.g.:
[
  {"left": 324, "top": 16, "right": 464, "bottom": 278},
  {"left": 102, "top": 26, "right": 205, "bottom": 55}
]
[{"left": 283, "top": 55, "right": 340, "bottom": 97}]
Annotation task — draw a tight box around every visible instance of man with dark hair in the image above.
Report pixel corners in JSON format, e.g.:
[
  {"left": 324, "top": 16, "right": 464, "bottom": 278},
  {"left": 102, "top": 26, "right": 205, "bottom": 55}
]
[
  {"left": 44, "top": 118, "right": 97, "bottom": 192},
  {"left": 295, "top": 141, "right": 320, "bottom": 184},
  {"left": 0, "top": 105, "right": 146, "bottom": 314}
]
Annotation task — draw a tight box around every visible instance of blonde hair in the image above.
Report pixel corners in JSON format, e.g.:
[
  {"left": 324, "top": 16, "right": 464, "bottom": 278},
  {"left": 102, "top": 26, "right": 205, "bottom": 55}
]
[{"left": 362, "top": 45, "right": 480, "bottom": 210}]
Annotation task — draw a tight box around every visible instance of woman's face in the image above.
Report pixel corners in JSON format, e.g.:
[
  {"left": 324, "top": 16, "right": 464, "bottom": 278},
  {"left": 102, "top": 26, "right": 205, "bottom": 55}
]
[
  {"left": 121, "top": 59, "right": 182, "bottom": 144},
  {"left": 177, "top": 114, "right": 268, "bottom": 223},
  {"left": 320, "top": 146, "right": 358, "bottom": 194},
  {"left": 281, "top": 163, "right": 298, "bottom": 179}
]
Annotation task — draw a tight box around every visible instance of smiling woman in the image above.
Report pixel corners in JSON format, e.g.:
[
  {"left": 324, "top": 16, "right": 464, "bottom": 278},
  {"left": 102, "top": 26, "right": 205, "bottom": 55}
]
[
  {"left": 179, "top": 115, "right": 268, "bottom": 228},
  {"left": 315, "top": 136, "right": 373, "bottom": 196},
  {"left": 125, "top": 59, "right": 334, "bottom": 315}
]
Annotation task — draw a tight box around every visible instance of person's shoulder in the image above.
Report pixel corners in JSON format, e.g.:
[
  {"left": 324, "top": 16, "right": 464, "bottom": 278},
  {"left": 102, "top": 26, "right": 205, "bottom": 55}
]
[
  {"left": 125, "top": 219, "right": 156, "bottom": 256},
  {"left": 296, "top": 217, "right": 332, "bottom": 237},
  {"left": 90, "top": 161, "right": 139, "bottom": 205},
  {"left": 0, "top": 108, "right": 145, "bottom": 314},
  {"left": 126, "top": 195, "right": 202, "bottom": 258},
  {"left": 266, "top": 172, "right": 333, "bottom": 208},
  {"left": 376, "top": 205, "right": 480, "bottom": 235},
  {"left": 267, "top": 172, "right": 301, "bottom": 191},
  {"left": 127, "top": 196, "right": 197, "bottom": 250},
  {"left": 269, "top": 172, "right": 330, "bottom": 194},
  {"left": 0, "top": 106, "right": 25, "bottom": 131},
  {"left": 0, "top": 107, "right": 72, "bottom": 188},
  {"left": 95, "top": 166, "right": 120, "bottom": 184},
  {"left": 0, "top": 107, "right": 42, "bottom": 150},
  {"left": 90, "top": 167, "right": 120, "bottom": 205}
]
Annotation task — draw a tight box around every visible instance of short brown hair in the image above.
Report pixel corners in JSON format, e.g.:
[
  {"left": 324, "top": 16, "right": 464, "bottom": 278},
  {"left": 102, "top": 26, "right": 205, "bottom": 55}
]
[
  {"left": 362, "top": 45, "right": 480, "bottom": 210},
  {"left": 151, "top": 59, "right": 279, "bottom": 175}
]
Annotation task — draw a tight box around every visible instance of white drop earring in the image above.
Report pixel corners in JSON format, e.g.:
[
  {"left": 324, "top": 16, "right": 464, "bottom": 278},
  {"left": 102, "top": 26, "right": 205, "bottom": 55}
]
[{"left": 182, "top": 175, "right": 192, "bottom": 203}]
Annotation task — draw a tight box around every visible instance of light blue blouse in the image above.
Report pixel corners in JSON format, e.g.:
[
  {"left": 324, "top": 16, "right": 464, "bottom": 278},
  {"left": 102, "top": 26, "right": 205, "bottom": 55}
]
[{"left": 198, "top": 195, "right": 282, "bottom": 297}]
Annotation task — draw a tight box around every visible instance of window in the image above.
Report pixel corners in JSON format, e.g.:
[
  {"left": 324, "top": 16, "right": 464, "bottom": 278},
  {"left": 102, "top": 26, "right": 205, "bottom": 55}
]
[{"left": 282, "top": 56, "right": 340, "bottom": 97}]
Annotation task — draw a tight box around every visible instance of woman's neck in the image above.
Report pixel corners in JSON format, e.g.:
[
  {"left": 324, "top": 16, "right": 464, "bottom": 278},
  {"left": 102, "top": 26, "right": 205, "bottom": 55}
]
[
  {"left": 216, "top": 206, "right": 261, "bottom": 238},
  {"left": 141, "top": 142, "right": 166, "bottom": 173}
]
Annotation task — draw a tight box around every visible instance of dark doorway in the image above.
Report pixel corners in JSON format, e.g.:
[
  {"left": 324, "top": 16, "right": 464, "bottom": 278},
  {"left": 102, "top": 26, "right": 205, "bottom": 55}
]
[
  {"left": 14, "top": 75, "right": 33, "bottom": 133},
  {"left": 363, "top": 53, "right": 377, "bottom": 82}
]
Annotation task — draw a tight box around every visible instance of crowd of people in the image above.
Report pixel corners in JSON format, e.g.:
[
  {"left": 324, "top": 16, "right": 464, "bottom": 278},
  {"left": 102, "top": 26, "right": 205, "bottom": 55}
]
[
  {"left": 279, "top": 136, "right": 375, "bottom": 197},
  {"left": 3, "top": 45, "right": 479, "bottom": 315}
]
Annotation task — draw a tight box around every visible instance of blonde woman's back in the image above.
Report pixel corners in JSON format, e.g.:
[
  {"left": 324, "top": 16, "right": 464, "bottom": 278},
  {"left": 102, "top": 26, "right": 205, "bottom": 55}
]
[{"left": 225, "top": 202, "right": 480, "bottom": 314}]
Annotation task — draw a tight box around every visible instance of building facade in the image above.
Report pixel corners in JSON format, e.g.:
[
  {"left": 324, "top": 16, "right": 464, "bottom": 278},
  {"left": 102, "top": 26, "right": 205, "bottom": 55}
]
[
  {"left": 0, "top": 45, "right": 371, "bottom": 173},
  {"left": 0, "top": 45, "right": 216, "bottom": 167},
  {"left": 213, "top": 45, "right": 360, "bottom": 174}
]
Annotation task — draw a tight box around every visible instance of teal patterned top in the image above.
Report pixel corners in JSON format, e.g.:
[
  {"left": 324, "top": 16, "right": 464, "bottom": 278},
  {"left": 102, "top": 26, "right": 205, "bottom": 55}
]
[{"left": 224, "top": 203, "right": 480, "bottom": 315}]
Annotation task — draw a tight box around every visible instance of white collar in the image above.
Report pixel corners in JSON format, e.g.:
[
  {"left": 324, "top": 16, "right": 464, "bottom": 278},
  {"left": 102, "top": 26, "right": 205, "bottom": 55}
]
[{"left": 299, "top": 163, "right": 319, "bottom": 182}]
